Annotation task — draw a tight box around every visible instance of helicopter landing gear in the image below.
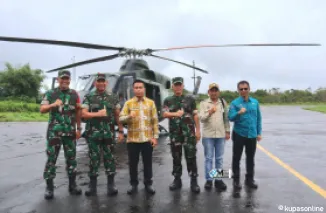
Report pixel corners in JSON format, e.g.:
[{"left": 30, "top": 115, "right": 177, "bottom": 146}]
[{"left": 159, "top": 125, "right": 169, "bottom": 136}]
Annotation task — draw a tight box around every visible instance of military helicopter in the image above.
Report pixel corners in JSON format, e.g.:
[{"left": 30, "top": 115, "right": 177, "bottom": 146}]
[{"left": 0, "top": 36, "right": 321, "bottom": 135}]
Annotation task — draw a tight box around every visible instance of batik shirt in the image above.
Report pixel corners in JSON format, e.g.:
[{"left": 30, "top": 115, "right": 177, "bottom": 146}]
[{"left": 119, "top": 96, "right": 159, "bottom": 143}]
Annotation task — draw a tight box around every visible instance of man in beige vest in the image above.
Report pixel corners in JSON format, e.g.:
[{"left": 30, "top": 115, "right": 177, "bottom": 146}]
[{"left": 199, "top": 83, "right": 230, "bottom": 191}]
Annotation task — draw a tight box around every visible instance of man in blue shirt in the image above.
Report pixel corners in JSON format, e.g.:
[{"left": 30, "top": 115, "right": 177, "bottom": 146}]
[{"left": 228, "top": 80, "right": 262, "bottom": 190}]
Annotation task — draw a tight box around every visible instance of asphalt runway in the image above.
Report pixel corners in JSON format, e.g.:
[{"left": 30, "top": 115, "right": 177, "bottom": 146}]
[{"left": 0, "top": 106, "right": 325, "bottom": 213}]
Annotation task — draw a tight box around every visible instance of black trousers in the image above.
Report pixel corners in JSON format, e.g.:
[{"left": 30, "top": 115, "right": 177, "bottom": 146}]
[
  {"left": 127, "top": 142, "right": 153, "bottom": 186},
  {"left": 232, "top": 131, "right": 257, "bottom": 179}
]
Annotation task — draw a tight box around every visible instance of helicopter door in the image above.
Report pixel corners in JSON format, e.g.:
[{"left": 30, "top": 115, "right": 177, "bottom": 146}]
[
  {"left": 117, "top": 75, "right": 134, "bottom": 102},
  {"left": 153, "top": 86, "right": 161, "bottom": 111},
  {"left": 125, "top": 76, "right": 134, "bottom": 99},
  {"left": 145, "top": 84, "right": 161, "bottom": 115}
]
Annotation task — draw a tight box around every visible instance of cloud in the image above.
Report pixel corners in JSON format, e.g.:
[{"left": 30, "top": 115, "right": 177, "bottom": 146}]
[{"left": 0, "top": 0, "right": 325, "bottom": 93}]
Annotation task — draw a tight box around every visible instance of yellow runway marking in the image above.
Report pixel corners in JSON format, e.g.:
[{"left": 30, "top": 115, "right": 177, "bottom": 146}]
[{"left": 257, "top": 144, "right": 326, "bottom": 199}]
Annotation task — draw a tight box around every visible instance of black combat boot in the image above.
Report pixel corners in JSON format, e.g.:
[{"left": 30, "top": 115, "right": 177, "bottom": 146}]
[
  {"left": 127, "top": 185, "right": 138, "bottom": 195},
  {"left": 68, "top": 174, "right": 82, "bottom": 195},
  {"left": 85, "top": 176, "right": 97, "bottom": 196},
  {"left": 215, "top": 179, "right": 227, "bottom": 191},
  {"left": 145, "top": 184, "right": 155, "bottom": 195},
  {"left": 107, "top": 175, "right": 118, "bottom": 196},
  {"left": 169, "top": 176, "right": 182, "bottom": 191},
  {"left": 204, "top": 180, "right": 213, "bottom": 190},
  {"left": 245, "top": 176, "right": 258, "bottom": 189},
  {"left": 233, "top": 178, "right": 242, "bottom": 190},
  {"left": 44, "top": 179, "right": 54, "bottom": 200},
  {"left": 190, "top": 177, "right": 200, "bottom": 193}
]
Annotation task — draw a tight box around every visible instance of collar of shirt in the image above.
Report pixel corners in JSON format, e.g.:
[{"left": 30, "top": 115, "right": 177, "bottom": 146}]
[
  {"left": 55, "top": 87, "right": 70, "bottom": 94},
  {"left": 95, "top": 90, "right": 108, "bottom": 96},
  {"left": 133, "top": 96, "right": 146, "bottom": 102},
  {"left": 240, "top": 96, "right": 253, "bottom": 103},
  {"left": 207, "top": 98, "right": 220, "bottom": 104},
  {"left": 173, "top": 94, "right": 184, "bottom": 98}
]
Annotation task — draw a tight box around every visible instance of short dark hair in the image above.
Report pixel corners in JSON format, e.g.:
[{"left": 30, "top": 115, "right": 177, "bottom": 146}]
[
  {"left": 133, "top": 79, "right": 145, "bottom": 87},
  {"left": 237, "top": 80, "right": 250, "bottom": 89}
]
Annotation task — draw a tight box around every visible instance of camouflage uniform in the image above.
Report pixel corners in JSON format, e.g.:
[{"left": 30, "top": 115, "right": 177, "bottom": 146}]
[
  {"left": 163, "top": 77, "right": 200, "bottom": 193},
  {"left": 41, "top": 70, "right": 82, "bottom": 199},
  {"left": 82, "top": 73, "right": 121, "bottom": 196}
]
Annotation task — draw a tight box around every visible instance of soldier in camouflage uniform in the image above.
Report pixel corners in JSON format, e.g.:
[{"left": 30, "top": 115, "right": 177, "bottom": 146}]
[
  {"left": 162, "top": 77, "right": 201, "bottom": 193},
  {"left": 81, "top": 73, "right": 124, "bottom": 196},
  {"left": 40, "top": 70, "right": 82, "bottom": 200}
]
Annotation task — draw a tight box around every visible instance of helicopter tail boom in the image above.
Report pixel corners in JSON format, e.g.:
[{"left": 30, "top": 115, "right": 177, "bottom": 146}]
[{"left": 193, "top": 76, "right": 202, "bottom": 95}]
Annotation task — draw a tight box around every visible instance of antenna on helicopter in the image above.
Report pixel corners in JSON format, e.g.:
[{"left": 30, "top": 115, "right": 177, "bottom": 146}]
[
  {"left": 191, "top": 60, "right": 202, "bottom": 95},
  {"left": 191, "top": 60, "right": 197, "bottom": 89}
]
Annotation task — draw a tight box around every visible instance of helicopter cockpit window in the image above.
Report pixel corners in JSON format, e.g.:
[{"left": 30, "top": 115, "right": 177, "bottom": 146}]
[
  {"left": 106, "top": 74, "right": 118, "bottom": 92},
  {"left": 76, "top": 75, "right": 94, "bottom": 91}
]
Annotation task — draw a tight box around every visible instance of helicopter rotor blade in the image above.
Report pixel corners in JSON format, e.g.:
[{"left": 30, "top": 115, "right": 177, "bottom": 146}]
[
  {"left": 150, "top": 54, "right": 208, "bottom": 74},
  {"left": 0, "top": 36, "right": 124, "bottom": 50},
  {"left": 151, "top": 43, "right": 321, "bottom": 52},
  {"left": 46, "top": 53, "right": 120, "bottom": 73}
]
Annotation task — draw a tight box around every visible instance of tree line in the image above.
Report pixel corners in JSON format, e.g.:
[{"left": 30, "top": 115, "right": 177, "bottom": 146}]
[
  {"left": 0, "top": 63, "right": 46, "bottom": 103},
  {"left": 1, "top": 62, "right": 325, "bottom": 104},
  {"left": 194, "top": 88, "right": 326, "bottom": 104}
]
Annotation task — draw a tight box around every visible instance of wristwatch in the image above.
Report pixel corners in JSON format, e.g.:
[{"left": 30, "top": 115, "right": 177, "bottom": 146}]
[{"left": 77, "top": 127, "right": 82, "bottom": 131}]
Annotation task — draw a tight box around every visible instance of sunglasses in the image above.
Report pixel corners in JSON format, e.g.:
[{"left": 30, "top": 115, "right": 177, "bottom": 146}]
[{"left": 239, "top": 88, "right": 248, "bottom": 91}]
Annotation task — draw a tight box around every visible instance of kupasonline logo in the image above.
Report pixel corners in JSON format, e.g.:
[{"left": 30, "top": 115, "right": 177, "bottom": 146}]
[{"left": 209, "top": 169, "right": 232, "bottom": 179}]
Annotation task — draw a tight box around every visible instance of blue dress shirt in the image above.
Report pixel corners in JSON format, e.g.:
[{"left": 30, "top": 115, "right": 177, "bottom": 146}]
[{"left": 228, "top": 96, "right": 262, "bottom": 138}]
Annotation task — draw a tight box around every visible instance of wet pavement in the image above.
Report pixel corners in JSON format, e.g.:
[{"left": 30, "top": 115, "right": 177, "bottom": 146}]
[{"left": 0, "top": 106, "right": 325, "bottom": 213}]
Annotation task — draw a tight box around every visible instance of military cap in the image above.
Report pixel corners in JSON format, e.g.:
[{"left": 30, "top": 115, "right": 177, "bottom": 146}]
[
  {"left": 58, "top": 70, "right": 71, "bottom": 78},
  {"left": 96, "top": 73, "right": 106, "bottom": 80},
  {"left": 208, "top": 83, "right": 219, "bottom": 90},
  {"left": 172, "top": 77, "right": 183, "bottom": 84}
]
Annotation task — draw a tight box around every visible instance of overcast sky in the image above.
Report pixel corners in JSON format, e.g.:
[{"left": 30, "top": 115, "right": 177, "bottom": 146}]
[{"left": 0, "top": 0, "right": 325, "bottom": 93}]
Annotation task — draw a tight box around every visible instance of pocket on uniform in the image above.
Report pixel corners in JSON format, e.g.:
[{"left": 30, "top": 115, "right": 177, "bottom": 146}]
[
  {"left": 105, "top": 104, "right": 113, "bottom": 111},
  {"left": 68, "top": 105, "right": 76, "bottom": 110},
  {"left": 250, "top": 105, "right": 257, "bottom": 116},
  {"left": 90, "top": 104, "right": 100, "bottom": 112}
]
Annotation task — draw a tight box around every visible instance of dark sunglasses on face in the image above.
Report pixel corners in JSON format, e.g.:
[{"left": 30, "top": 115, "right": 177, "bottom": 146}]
[{"left": 239, "top": 88, "right": 248, "bottom": 91}]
